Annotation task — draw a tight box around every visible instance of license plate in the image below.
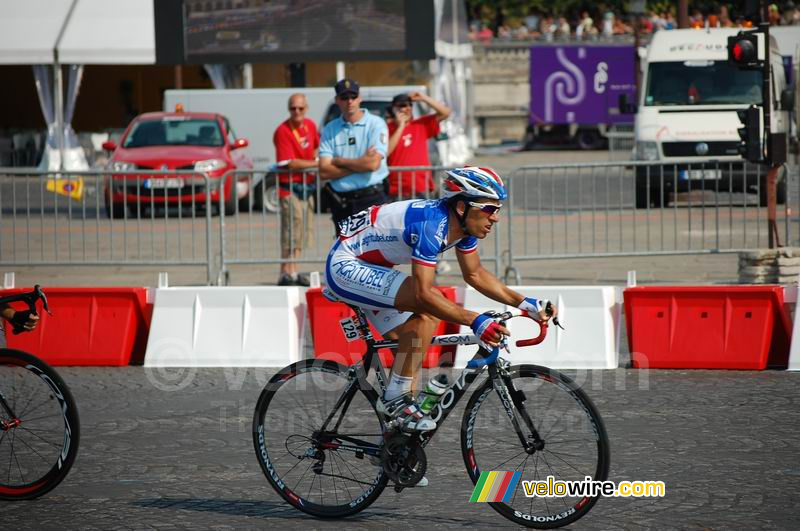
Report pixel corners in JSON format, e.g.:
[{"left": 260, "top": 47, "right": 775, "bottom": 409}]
[
  {"left": 144, "top": 178, "right": 183, "bottom": 189},
  {"left": 679, "top": 169, "right": 721, "bottom": 181}
]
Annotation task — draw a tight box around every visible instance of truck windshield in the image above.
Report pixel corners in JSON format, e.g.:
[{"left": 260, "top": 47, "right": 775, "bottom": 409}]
[
  {"left": 645, "top": 61, "right": 762, "bottom": 106},
  {"left": 123, "top": 118, "right": 224, "bottom": 148}
]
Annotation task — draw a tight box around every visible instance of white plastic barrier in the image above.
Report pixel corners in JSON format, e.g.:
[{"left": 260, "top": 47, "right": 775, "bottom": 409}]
[
  {"left": 454, "top": 286, "right": 620, "bottom": 369},
  {"left": 144, "top": 287, "right": 305, "bottom": 367}
]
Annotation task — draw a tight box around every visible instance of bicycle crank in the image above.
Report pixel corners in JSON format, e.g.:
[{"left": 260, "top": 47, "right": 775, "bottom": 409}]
[{"left": 380, "top": 433, "right": 427, "bottom": 488}]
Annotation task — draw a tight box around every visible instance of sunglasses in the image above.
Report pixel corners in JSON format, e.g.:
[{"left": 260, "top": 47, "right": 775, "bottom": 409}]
[
  {"left": 337, "top": 95, "right": 358, "bottom": 101},
  {"left": 468, "top": 201, "right": 502, "bottom": 215},
  {"left": 289, "top": 106, "right": 306, "bottom": 111},
  {"left": 394, "top": 103, "right": 411, "bottom": 108}
]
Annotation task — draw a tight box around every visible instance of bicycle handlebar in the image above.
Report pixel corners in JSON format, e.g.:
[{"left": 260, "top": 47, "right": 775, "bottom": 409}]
[
  {"left": 491, "top": 302, "right": 562, "bottom": 349},
  {"left": 0, "top": 285, "right": 51, "bottom": 334}
]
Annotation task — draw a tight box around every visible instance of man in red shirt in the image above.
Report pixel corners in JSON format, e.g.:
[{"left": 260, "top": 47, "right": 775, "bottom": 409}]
[
  {"left": 386, "top": 91, "right": 450, "bottom": 200},
  {"left": 273, "top": 93, "right": 320, "bottom": 286}
]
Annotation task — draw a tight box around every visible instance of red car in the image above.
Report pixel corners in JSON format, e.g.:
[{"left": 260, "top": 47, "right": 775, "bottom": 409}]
[{"left": 102, "top": 110, "right": 255, "bottom": 217}]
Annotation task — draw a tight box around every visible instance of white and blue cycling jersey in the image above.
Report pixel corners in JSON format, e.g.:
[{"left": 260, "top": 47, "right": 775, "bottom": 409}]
[{"left": 325, "top": 198, "right": 477, "bottom": 334}]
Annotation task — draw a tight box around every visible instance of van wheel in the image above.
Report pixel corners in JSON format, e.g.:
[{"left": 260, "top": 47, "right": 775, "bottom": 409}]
[
  {"left": 577, "top": 129, "right": 602, "bottom": 150},
  {"left": 635, "top": 169, "right": 664, "bottom": 209}
]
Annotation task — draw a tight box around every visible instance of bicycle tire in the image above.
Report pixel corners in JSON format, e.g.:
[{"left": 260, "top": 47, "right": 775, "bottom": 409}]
[
  {"left": 461, "top": 364, "right": 609, "bottom": 529},
  {"left": 253, "top": 359, "right": 388, "bottom": 518},
  {"left": 0, "top": 349, "right": 80, "bottom": 500}
]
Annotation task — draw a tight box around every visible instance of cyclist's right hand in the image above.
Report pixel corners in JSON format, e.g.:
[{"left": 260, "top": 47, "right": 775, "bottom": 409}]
[
  {"left": 471, "top": 312, "right": 509, "bottom": 350},
  {"left": 9, "top": 310, "right": 39, "bottom": 333},
  {"left": 518, "top": 297, "right": 557, "bottom": 323}
]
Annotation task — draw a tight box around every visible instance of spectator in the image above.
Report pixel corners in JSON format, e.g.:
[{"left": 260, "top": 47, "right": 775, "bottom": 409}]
[
  {"left": 0, "top": 304, "right": 39, "bottom": 349},
  {"left": 664, "top": 12, "right": 676, "bottom": 30},
  {"left": 782, "top": 2, "right": 797, "bottom": 24},
  {"left": 602, "top": 11, "right": 614, "bottom": 37},
  {"left": 477, "top": 24, "right": 493, "bottom": 43},
  {"left": 769, "top": 3, "right": 782, "bottom": 25},
  {"left": 512, "top": 22, "right": 530, "bottom": 40},
  {"left": 540, "top": 15, "right": 556, "bottom": 41},
  {"left": 273, "top": 93, "right": 319, "bottom": 286},
  {"left": 556, "top": 16, "right": 571, "bottom": 39},
  {"left": 576, "top": 11, "right": 596, "bottom": 39},
  {"left": 319, "top": 78, "right": 389, "bottom": 234},
  {"left": 719, "top": 6, "right": 735, "bottom": 27},
  {"left": 386, "top": 92, "right": 450, "bottom": 200},
  {"left": 497, "top": 24, "right": 512, "bottom": 40}
]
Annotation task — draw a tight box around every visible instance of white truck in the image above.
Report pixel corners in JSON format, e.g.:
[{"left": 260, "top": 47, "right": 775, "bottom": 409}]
[{"left": 632, "top": 28, "right": 795, "bottom": 208}]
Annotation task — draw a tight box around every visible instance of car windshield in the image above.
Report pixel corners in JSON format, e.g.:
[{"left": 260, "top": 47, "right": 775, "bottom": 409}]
[
  {"left": 122, "top": 118, "right": 224, "bottom": 148},
  {"left": 645, "top": 61, "right": 763, "bottom": 106}
]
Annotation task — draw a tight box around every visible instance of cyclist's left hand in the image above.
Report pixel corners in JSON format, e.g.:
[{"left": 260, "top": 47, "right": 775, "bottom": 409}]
[{"left": 518, "top": 297, "right": 556, "bottom": 323}]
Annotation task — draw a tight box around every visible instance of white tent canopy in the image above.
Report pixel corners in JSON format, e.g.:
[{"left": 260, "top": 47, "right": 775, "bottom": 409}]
[{"left": 0, "top": 0, "right": 155, "bottom": 65}]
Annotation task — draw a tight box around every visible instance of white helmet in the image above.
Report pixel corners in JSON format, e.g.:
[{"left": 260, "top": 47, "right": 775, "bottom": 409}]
[{"left": 442, "top": 167, "right": 508, "bottom": 201}]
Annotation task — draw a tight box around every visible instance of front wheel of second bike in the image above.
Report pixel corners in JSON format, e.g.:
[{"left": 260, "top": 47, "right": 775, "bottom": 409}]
[
  {"left": 0, "top": 349, "right": 80, "bottom": 500},
  {"left": 461, "top": 364, "right": 610, "bottom": 528}
]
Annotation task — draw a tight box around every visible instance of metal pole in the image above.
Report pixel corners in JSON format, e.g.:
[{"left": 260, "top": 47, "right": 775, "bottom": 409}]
[
  {"left": 53, "top": 0, "right": 78, "bottom": 172},
  {"left": 760, "top": 22, "right": 777, "bottom": 248}
]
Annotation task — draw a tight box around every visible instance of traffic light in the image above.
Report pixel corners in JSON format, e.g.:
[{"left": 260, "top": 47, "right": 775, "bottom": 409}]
[
  {"left": 736, "top": 105, "right": 762, "bottom": 163},
  {"left": 727, "top": 32, "right": 761, "bottom": 70}
]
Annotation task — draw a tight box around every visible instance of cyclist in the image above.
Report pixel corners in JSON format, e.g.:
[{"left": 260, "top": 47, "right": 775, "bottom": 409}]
[
  {"left": 0, "top": 304, "right": 39, "bottom": 348},
  {"left": 325, "top": 166, "right": 556, "bottom": 432}
]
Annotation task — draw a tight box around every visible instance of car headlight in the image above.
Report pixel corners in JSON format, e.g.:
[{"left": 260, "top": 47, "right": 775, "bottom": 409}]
[
  {"left": 635, "top": 141, "right": 659, "bottom": 161},
  {"left": 110, "top": 160, "right": 136, "bottom": 171},
  {"left": 194, "top": 159, "right": 227, "bottom": 172}
]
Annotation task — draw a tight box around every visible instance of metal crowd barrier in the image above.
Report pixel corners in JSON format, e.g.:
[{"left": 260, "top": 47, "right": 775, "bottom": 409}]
[
  {"left": 214, "top": 166, "right": 503, "bottom": 283},
  {"left": 0, "top": 169, "right": 218, "bottom": 284},
  {"left": 2, "top": 162, "right": 796, "bottom": 286},
  {"left": 503, "top": 159, "right": 799, "bottom": 283}
]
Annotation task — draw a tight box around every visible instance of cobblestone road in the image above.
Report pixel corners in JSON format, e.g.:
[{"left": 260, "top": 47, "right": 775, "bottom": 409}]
[{"left": 6, "top": 366, "right": 800, "bottom": 529}]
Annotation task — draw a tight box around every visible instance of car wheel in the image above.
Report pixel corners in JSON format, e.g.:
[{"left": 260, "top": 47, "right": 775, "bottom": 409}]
[{"left": 104, "top": 192, "right": 126, "bottom": 219}]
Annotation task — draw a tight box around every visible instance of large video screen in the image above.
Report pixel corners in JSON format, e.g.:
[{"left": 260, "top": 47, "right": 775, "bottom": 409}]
[{"left": 180, "top": 0, "right": 432, "bottom": 63}]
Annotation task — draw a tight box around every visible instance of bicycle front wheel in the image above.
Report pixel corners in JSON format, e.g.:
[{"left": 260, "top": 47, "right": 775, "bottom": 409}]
[
  {"left": 0, "top": 349, "right": 80, "bottom": 500},
  {"left": 461, "top": 365, "right": 609, "bottom": 528},
  {"left": 253, "top": 359, "right": 388, "bottom": 518}
]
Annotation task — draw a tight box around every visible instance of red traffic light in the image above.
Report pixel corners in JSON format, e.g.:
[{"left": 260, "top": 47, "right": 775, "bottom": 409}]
[
  {"left": 727, "top": 32, "right": 760, "bottom": 68},
  {"left": 733, "top": 40, "right": 755, "bottom": 62}
]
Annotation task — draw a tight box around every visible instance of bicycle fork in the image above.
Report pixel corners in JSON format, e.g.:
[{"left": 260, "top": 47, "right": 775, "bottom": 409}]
[{"left": 490, "top": 365, "right": 545, "bottom": 454}]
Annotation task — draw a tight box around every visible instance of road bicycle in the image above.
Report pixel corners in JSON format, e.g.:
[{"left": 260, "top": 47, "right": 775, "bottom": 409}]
[
  {"left": 253, "top": 289, "right": 609, "bottom": 528},
  {"left": 0, "top": 286, "right": 80, "bottom": 500}
]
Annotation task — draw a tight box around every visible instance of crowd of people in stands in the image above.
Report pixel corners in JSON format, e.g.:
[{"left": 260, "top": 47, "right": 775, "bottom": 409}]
[{"left": 469, "top": 2, "right": 800, "bottom": 43}]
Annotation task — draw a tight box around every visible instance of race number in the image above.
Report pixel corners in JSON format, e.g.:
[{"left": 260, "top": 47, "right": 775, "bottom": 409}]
[
  {"left": 338, "top": 208, "right": 372, "bottom": 237},
  {"left": 339, "top": 317, "right": 361, "bottom": 342}
]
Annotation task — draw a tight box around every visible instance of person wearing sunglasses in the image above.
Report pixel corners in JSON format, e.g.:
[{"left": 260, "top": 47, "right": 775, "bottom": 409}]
[
  {"left": 319, "top": 79, "right": 389, "bottom": 235},
  {"left": 273, "top": 93, "right": 320, "bottom": 286},
  {"left": 386, "top": 91, "right": 450, "bottom": 201},
  {"left": 325, "top": 167, "right": 557, "bottom": 443}
]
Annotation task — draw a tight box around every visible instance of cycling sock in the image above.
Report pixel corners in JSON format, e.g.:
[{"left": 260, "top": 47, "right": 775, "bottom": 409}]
[{"left": 384, "top": 373, "right": 413, "bottom": 401}]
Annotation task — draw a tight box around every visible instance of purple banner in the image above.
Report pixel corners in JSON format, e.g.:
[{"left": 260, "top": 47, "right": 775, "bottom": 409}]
[{"left": 530, "top": 45, "right": 636, "bottom": 125}]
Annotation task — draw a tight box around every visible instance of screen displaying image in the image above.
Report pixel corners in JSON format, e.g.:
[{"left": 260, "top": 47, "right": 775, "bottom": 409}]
[{"left": 184, "top": 0, "right": 406, "bottom": 60}]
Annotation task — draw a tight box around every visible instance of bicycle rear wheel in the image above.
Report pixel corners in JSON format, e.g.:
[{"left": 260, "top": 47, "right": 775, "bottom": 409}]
[
  {"left": 253, "top": 359, "right": 388, "bottom": 518},
  {"left": 461, "top": 365, "right": 609, "bottom": 528},
  {"left": 0, "top": 349, "right": 80, "bottom": 500}
]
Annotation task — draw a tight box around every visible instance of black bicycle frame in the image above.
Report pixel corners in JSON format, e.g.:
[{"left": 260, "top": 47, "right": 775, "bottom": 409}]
[{"left": 316, "top": 303, "right": 517, "bottom": 450}]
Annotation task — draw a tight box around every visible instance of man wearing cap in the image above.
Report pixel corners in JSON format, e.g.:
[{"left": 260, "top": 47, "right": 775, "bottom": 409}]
[
  {"left": 386, "top": 91, "right": 450, "bottom": 200},
  {"left": 319, "top": 78, "right": 389, "bottom": 233}
]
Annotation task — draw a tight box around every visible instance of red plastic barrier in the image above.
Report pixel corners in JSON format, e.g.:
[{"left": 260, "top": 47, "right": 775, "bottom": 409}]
[
  {"left": 1, "top": 287, "right": 152, "bottom": 366},
  {"left": 306, "top": 286, "right": 461, "bottom": 367},
  {"left": 624, "top": 286, "right": 793, "bottom": 369}
]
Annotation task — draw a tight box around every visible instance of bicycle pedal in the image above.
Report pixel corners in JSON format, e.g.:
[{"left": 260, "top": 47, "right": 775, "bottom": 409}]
[{"left": 394, "top": 485, "right": 405, "bottom": 493}]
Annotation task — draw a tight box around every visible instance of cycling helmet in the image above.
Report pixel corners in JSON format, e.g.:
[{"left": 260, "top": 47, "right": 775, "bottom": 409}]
[{"left": 442, "top": 166, "right": 507, "bottom": 201}]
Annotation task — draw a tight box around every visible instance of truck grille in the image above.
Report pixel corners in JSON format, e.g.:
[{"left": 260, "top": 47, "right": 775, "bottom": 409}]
[{"left": 662, "top": 141, "right": 740, "bottom": 158}]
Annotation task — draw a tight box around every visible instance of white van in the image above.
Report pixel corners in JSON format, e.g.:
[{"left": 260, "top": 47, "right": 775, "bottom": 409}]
[{"left": 633, "top": 28, "right": 793, "bottom": 207}]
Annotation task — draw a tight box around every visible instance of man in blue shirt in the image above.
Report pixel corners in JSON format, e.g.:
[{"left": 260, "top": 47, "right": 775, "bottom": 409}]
[{"left": 319, "top": 79, "right": 389, "bottom": 233}]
